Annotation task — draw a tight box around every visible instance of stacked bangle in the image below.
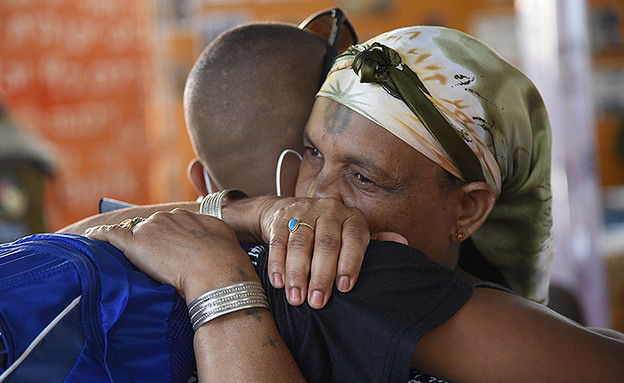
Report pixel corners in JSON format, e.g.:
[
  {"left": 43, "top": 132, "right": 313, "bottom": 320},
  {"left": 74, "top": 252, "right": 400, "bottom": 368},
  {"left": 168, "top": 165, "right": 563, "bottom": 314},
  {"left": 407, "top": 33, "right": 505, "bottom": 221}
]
[
  {"left": 199, "top": 189, "right": 248, "bottom": 220},
  {"left": 188, "top": 281, "right": 269, "bottom": 332}
]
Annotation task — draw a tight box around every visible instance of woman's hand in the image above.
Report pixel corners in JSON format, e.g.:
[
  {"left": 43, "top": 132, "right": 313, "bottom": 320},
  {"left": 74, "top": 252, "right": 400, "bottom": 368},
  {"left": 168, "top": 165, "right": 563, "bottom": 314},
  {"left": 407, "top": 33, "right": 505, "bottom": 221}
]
[
  {"left": 85, "top": 209, "right": 258, "bottom": 303},
  {"left": 87, "top": 209, "right": 307, "bottom": 382},
  {"left": 211, "top": 194, "right": 405, "bottom": 310},
  {"left": 251, "top": 196, "right": 371, "bottom": 309}
]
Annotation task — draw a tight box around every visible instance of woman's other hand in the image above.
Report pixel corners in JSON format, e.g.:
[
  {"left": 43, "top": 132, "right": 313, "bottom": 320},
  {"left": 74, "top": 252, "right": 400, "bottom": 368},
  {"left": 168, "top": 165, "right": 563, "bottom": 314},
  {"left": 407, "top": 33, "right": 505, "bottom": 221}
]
[
  {"left": 85, "top": 209, "right": 258, "bottom": 303},
  {"left": 251, "top": 196, "right": 370, "bottom": 309}
]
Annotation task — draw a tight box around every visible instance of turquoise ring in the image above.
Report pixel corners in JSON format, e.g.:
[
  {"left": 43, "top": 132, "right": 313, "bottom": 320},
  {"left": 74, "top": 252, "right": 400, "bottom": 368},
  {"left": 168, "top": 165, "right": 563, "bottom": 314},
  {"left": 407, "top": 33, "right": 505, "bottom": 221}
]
[{"left": 288, "top": 218, "right": 315, "bottom": 233}]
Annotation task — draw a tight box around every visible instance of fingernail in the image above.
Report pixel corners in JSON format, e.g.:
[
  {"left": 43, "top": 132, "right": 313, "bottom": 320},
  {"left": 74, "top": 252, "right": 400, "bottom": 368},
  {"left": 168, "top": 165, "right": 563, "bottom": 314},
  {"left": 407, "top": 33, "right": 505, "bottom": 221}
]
[
  {"left": 309, "top": 290, "right": 324, "bottom": 307},
  {"left": 338, "top": 276, "right": 350, "bottom": 292},
  {"left": 272, "top": 273, "right": 283, "bottom": 288},
  {"left": 289, "top": 287, "right": 302, "bottom": 304}
]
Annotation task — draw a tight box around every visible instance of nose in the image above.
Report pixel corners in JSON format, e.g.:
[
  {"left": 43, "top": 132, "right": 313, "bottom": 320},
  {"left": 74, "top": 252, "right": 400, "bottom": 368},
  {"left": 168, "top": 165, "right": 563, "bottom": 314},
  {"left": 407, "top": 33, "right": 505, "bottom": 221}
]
[{"left": 308, "top": 171, "right": 344, "bottom": 202}]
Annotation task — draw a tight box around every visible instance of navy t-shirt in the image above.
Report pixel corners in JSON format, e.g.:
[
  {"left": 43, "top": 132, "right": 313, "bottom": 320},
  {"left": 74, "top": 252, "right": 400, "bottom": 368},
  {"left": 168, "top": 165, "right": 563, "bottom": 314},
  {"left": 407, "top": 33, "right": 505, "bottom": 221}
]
[{"left": 246, "top": 240, "right": 473, "bottom": 382}]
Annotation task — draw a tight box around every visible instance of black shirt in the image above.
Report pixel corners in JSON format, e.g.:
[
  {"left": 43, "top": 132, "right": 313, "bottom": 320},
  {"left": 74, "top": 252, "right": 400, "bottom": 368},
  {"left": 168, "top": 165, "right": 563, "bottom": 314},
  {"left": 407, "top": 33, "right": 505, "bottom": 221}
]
[{"left": 246, "top": 240, "right": 473, "bottom": 382}]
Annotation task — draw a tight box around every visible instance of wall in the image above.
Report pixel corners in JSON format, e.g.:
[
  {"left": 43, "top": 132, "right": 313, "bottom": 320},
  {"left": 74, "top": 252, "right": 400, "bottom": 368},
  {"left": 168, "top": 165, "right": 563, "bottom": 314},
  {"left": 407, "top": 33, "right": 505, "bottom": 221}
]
[{"left": 0, "top": 0, "right": 154, "bottom": 230}]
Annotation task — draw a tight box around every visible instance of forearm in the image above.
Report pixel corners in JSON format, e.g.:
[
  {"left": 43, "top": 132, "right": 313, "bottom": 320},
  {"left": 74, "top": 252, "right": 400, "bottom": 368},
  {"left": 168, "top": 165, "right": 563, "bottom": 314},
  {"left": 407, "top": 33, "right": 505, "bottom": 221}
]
[
  {"left": 182, "top": 257, "right": 305, "bottom": 382},
  {"left": 58, "top": 202, "right": 200, "bottom": 234},
  {"left": 220, "top": 195, "right": 275, "bottom": 243},
  {"left": 193, "top": 309, "right": 305, "bottom": 382},
  {"left": 59, "top": 193, "right": 270, "bottom": 241},
  {"left": 413, "top": 287, "right": 624, "bottom": 382}
]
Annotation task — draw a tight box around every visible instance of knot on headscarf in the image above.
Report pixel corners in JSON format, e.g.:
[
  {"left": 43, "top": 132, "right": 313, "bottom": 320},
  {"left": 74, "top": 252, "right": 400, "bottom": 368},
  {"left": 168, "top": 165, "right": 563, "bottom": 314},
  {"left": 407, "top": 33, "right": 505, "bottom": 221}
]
[
  {"left": 351, "top": 42, "right": 403, "bottom": 88},
  {"left": 348, "top": 43, "right": 486, "bottom": 183}
]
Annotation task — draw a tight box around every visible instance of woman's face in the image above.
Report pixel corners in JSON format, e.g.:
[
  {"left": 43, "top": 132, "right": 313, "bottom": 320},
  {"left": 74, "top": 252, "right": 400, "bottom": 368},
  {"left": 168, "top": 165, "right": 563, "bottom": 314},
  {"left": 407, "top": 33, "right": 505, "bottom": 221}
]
[{"left": 295, "top": 97, "right": 462, "bottom": 265}]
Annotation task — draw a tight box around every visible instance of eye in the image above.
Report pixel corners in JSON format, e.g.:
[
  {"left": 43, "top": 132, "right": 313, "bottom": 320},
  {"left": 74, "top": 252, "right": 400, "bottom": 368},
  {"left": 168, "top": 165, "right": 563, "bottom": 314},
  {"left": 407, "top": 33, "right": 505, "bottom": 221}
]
[
  {"left": 304, "top": 146, "right": 322, "bottom": 158},
  {"left": 354, "top": 172, "right": 376, "bottom": 187}
]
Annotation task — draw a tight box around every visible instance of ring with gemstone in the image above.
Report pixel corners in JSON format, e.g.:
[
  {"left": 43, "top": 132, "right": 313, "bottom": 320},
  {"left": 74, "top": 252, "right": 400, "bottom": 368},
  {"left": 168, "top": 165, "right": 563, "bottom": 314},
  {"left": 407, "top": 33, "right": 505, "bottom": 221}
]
[
  {"left": 119, "top": 217, "right": 145, "bottom": 231},
  {"left": 288, "top": 218, "right": 315, "bottom": 233}
]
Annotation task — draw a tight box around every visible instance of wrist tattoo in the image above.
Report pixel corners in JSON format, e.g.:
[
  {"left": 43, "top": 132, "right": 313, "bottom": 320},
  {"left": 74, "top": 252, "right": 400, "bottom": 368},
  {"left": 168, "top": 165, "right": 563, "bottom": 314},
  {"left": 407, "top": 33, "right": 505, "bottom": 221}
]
[
  {"left": 263, "top": 335, "right": 280, "bottom": 348},
  {"left": 245, "top": 308, "right": 265, "bottom": 323}
]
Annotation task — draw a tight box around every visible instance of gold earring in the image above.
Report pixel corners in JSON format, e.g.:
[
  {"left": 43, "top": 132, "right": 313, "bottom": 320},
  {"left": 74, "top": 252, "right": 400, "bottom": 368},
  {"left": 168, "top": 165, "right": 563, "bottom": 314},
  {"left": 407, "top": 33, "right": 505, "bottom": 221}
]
[{"left": 454, "top": 230, "right": 466, "bottom": 242}]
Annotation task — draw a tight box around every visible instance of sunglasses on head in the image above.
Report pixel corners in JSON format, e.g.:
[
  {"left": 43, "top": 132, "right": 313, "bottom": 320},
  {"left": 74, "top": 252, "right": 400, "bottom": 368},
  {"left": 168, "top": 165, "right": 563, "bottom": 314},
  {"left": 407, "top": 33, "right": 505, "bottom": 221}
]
[{"left": 299, "top": 8, "right": 359, "bottom": 81}]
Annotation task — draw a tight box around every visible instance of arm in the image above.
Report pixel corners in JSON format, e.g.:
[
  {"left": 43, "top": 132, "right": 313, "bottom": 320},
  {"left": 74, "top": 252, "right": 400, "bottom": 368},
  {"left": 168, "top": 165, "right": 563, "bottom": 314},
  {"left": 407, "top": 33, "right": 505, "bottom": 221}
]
[
  {"left": 589, "top": 327, "right": 624, "bottom": 341},
  {"left": 86, "top": 210, "right": 305, "bottom": 382},
  {"left": 58, "top": 201, "right": 199, "bottom": 234},
  {"left": 413, "top": 287, "right": 624, "bottom": 382},
  {"left": 65, "top": 194, "right": 371, "bottom": 309},
  {"left": 62, "top": 187, "right": 380, "bottom": 311}
]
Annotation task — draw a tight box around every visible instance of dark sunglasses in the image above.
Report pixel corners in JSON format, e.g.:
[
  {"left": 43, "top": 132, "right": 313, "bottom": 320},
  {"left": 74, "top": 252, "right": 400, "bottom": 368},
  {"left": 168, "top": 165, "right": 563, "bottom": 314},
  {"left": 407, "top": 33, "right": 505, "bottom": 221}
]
[{"left": 299, "top": 8, "right": 359, "bottom": 81}]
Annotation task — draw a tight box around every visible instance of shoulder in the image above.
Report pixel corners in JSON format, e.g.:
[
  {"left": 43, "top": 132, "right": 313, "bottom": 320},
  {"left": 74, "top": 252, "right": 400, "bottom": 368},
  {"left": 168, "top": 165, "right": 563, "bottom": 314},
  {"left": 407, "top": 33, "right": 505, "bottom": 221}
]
[
  {"left": 253, "top": 240, "right": 473, "bottom": 382},
  {"left": 357, "top": 240, "right": 466, "bottom": 293}
]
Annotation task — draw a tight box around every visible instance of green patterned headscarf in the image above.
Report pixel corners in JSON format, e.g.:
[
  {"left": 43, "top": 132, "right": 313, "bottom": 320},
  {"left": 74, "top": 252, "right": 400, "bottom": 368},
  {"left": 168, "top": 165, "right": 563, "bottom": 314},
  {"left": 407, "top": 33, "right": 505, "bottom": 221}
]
[{"left": 318, "top": 26, "right": 553, "bottom": 303}]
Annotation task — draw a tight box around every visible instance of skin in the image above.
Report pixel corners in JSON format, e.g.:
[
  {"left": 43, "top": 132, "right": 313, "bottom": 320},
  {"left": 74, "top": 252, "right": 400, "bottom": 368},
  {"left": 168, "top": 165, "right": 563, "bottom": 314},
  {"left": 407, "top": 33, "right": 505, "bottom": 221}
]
[
  {"left": 84, "top": 97, "right": 624, "bottom": 381},
  {"left": 297, "top": 97, "right": 491, "bottom": 268}
]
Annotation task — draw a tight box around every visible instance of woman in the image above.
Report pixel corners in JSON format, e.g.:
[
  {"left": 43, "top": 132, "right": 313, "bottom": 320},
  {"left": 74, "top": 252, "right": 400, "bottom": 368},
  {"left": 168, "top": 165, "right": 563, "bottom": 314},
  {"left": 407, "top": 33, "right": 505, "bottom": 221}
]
[{"left": 85, "top": 26, "right": 623, "bottom": 381}]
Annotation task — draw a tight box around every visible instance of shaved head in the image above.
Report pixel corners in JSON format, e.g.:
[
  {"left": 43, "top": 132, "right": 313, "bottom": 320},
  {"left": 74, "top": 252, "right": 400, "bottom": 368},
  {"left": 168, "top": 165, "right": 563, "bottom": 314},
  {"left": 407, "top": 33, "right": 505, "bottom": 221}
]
[{"left": 184, "top": 22, "right": 328, "bottom": 196}]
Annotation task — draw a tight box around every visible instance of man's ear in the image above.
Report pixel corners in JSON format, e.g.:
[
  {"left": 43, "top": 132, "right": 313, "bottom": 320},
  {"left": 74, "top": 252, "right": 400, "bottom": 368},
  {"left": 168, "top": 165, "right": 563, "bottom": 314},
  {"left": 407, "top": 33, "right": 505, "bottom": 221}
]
[
  {"left": 187, "top": 158, "right": 216, "bottom": 197},
  {"left": 455, "top": 182, "right": 496, "bottom": 239}
]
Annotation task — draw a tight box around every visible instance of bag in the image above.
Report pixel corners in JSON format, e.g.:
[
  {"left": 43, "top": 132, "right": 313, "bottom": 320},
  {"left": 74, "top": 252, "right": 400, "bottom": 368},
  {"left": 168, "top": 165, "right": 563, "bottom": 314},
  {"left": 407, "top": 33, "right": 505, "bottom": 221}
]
[{"left": 0, "top": 233, "right": 195, "bottom": 382}]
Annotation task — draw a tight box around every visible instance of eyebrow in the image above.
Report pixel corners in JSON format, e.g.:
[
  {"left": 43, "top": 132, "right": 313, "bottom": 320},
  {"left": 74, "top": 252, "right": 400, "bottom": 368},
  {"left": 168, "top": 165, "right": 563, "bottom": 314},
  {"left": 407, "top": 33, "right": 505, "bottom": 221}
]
[{"left": 302, "top": 131, "right": 314, "bottom": 146}]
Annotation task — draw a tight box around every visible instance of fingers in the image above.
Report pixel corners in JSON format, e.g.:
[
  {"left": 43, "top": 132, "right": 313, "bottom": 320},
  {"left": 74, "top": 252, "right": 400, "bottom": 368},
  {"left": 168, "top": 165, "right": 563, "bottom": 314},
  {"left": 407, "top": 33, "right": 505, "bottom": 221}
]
[
  {"left": 85, "top": 223, "right": 135, "bottom": 254},
  {"left": 267, "top": 226, "right": 289, "bottom": 290},
  {"left": 283, "top": 219, "right": 316, "bottom": 306},
  {"left": 263, "top": 198, "right": 370, "bottom": 310},
  {"left": 285, "top": 213, "right": 369, "bottom": 310},
  {"left": 370, "top": 231, "right": 409, "bottom": 245},
  {"left": 306, "top": 217, "right": 342, "bottom": 309},
  {"left": 305, "top": 212, "right": 369, "bottom": 309},
  {"left": 85, "top": 220, "right": 153, "bottom": 273},
  {"left": 334, "top": 214, "right": 370, "bottom": 291},
  {"left": 269, "top": 214, "right": 337, "bottom": 309}
]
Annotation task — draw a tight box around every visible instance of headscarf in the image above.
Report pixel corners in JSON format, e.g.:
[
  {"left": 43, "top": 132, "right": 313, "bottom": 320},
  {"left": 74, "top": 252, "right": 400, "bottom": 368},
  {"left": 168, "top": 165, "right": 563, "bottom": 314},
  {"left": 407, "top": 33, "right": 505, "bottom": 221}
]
[{"left": 317, "top": 26, "right": 553, "bottom": 303}]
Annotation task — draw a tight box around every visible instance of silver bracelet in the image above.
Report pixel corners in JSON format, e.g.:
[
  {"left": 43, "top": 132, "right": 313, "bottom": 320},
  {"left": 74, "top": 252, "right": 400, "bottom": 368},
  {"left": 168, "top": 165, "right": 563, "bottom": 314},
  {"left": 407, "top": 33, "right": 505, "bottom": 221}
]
[
  {"left": 188, "top": 281, "right": 265, "bottom": 317},
  {"left": 198, "top": 189, "right": 248, "bottom": 220},
  {"left": 188, "top": 281, "right": 269, "bottom": 332}
]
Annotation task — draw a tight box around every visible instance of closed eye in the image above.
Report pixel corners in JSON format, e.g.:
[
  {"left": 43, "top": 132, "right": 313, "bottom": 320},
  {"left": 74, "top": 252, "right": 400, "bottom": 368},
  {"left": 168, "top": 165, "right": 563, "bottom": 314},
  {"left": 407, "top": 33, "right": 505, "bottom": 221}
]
[{"left": 355, "top": 172, "right": 373, "bottom": 184}]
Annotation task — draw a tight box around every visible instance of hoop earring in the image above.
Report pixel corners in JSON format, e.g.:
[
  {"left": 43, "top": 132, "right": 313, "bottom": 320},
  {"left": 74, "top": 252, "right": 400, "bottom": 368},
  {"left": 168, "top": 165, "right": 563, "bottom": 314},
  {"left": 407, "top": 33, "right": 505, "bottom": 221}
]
[
  {"left": 203, "top": 168, "right": 214, "bottom": 195},
  {"left": 454, "top": 230, "right": 466, "bottom": 242},
  {"left": 275, "top": 149, "right": 302, "bottom": 196}
]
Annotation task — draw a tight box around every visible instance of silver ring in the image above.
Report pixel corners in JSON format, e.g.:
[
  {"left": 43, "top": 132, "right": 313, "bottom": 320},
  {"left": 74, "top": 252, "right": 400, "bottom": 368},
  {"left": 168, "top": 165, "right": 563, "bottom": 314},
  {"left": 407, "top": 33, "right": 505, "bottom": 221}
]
[{"left": 288, "top": 218, "right": 315, "bottom": 233}]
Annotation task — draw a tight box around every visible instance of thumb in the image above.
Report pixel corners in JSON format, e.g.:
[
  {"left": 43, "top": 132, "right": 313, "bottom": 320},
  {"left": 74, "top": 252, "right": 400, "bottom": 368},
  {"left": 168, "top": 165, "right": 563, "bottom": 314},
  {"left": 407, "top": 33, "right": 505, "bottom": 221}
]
[{"left": 370, "top": 231, "right": 408, "bottom": 245}]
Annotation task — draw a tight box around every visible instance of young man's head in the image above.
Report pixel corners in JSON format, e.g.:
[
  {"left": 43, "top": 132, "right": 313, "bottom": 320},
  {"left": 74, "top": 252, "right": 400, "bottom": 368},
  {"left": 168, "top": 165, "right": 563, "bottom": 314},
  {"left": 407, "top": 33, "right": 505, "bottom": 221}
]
[{"left": 184, "top": 23, "right": 328, "bottom": 197}]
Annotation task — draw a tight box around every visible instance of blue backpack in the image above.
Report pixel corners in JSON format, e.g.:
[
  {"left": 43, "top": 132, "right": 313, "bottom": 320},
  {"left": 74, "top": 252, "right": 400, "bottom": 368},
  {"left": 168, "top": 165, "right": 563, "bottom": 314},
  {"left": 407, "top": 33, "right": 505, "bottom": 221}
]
[{"left": 0, "top": 233, "right": 195, "bottom": 382}]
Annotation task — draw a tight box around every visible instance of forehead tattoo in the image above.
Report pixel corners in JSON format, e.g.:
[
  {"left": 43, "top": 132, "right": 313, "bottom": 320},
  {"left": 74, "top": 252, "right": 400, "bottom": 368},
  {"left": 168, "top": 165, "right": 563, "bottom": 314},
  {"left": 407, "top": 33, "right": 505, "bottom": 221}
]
[{"left": 323, "top": 101, "right": 352, "bottom": 135}]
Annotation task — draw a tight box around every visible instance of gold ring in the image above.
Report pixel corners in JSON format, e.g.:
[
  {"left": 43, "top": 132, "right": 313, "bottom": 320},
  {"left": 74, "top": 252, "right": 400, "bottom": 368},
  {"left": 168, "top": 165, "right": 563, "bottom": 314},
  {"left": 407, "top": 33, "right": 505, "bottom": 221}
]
[
  {"left": 288, "top": 218, "right": 315, "bottom": 233},
  {"left": 119, "top": 217, "right": 145, "bottom": 231}
]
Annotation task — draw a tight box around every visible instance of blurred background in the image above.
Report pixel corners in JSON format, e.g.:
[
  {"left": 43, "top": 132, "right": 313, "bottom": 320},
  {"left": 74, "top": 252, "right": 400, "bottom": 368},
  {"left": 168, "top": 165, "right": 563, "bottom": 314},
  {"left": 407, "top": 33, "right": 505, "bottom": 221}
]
[{"left": 1, "top": 0, "right": 624, "bottom": 331}]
